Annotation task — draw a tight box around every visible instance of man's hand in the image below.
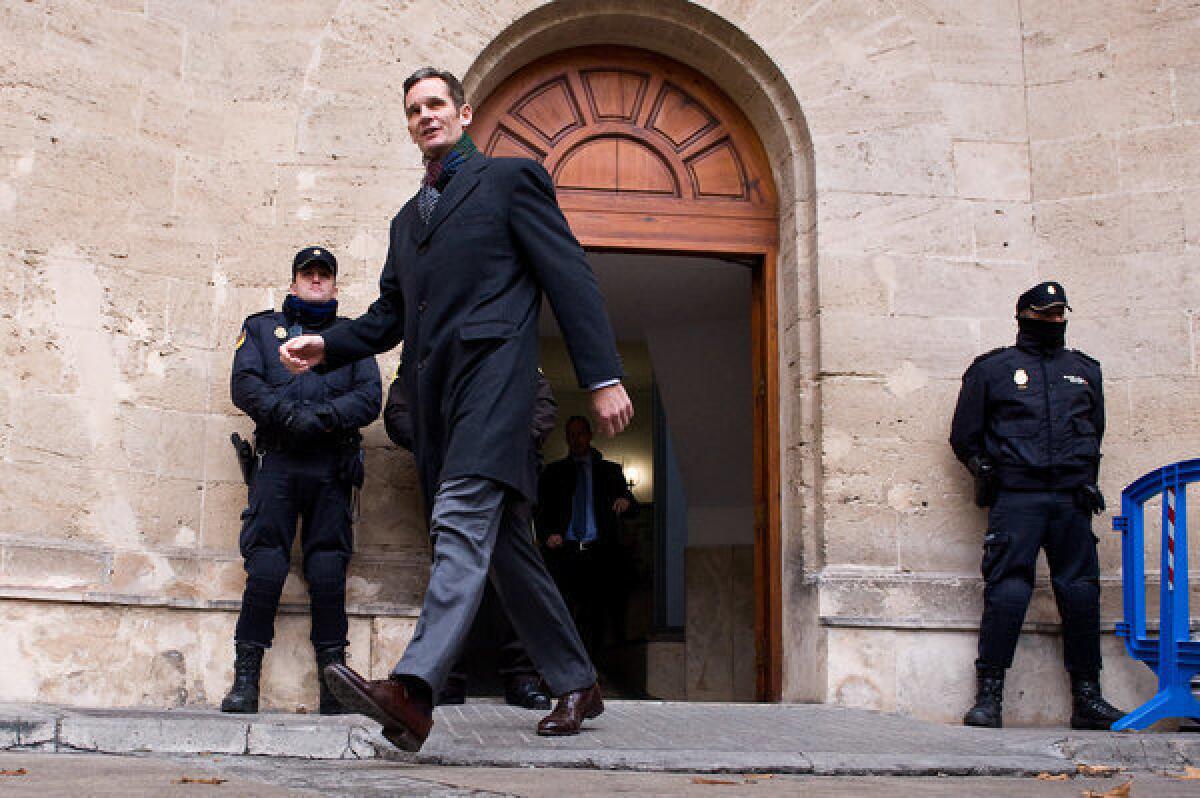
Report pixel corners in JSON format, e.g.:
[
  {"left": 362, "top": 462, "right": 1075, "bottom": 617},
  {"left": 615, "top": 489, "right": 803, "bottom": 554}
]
[
  {"left": 590, "top": 382, "right": 633, "bottom": 437},
  {"left": 546, "top": 534, "right": 564, "bottom": 550},
  {"left": 280, "top": 334, "right": 326, "bottom": 374},
  {"left": 612, "top": 498, "right": 631, "bottom": 515}
]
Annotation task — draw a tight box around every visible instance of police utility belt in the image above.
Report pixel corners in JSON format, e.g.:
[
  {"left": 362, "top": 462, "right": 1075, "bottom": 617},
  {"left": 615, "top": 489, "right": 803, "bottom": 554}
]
[{"left": 253, "top": 428, "right": 361, "bottom": 454}]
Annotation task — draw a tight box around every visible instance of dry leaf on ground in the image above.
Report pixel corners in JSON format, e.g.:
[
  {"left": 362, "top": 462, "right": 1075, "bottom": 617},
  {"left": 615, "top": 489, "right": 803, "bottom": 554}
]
[
  {"left": 691, "top": 776, "right": 740, "bottom": 785},
  {"left": 1081, "top": 779, "right": 1132, "bottom": 798},
  {"left": 0, "top": 768, "right": 28, "bottom": 776},
  {"left": 1077, "top": 763, "right": 1123, "bottom": 777},
  {"left": 744, "top": 774, "right": 775, "bottom": 781},
  {"left": 173, "top": 776, "right": 227, "bottom": 785},
  {"left": 1036, "top": 772, "right": 1070, "bottom": 781}
]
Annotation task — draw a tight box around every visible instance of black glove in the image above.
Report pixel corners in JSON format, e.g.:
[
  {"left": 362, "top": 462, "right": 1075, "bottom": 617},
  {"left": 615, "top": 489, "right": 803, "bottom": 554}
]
[
  {"left": 271, "top": 399, "right": 298, "bottom": 427},
  {"left": 286, "top": 402, "right": 329, "bottom": 437},
  {"left": 1077, "top": 484, "right": 1106, "bottom": 515}
]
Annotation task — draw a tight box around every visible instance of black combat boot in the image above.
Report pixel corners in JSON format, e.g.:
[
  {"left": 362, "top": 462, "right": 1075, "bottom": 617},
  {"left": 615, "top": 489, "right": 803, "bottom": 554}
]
[
  {"left": 1070, "top": 673, "right": 1124, "bottom": 730},
  {"left": 220, "top": 643, "right": 264, "bottom": 713},
  {"left": 316, "top": 646, "right": 350, "bottom": 715},
  {"left": 963, "top": 667, "right": 1005, "bottom": 728}
]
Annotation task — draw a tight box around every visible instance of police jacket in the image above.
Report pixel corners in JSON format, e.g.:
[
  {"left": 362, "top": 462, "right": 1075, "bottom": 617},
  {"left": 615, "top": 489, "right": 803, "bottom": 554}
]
[
  {"left": 949, "top": 331, "right": 1103, "bottom": 491},
  {"left": 232, "top": 306, "right": 381, "bottom": 451}
]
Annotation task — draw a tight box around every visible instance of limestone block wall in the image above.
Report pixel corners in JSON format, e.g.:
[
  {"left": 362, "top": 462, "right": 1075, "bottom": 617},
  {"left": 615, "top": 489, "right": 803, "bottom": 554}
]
[
  {"left": 0, "top": 0, "right": 1197, "bottom": 722},
  {"left": 807, "top": 0, "right": 1200, "bottom": 724},
  {"left": 0, "top": 0, "right": 432, "bottom": 708}
]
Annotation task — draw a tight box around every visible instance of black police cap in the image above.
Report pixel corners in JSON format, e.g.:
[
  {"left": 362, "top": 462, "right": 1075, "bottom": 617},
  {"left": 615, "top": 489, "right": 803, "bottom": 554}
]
[
  {"left": 292, "top": 246, "right": 337, "bottom": 278},
  {"left": 1016, "top": 281, "right": 1071, "bottom": 313}
]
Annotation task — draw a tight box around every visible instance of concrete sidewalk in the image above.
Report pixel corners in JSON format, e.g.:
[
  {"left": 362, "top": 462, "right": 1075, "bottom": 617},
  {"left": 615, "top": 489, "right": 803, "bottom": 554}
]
[{"left": 2, "top": 700, "right": 1198, "bottom": 776}]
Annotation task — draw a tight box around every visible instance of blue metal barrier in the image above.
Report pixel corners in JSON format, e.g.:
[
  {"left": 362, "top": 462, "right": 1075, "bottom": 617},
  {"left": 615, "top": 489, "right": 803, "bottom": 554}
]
[{"left": 1112, "top": 458, "right": 1200, "bottom": 730}]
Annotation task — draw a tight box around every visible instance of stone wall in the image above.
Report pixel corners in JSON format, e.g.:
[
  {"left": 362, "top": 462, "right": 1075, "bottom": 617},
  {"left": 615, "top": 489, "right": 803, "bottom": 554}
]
[{"left": 1, "top": 1, "right": 1198, "bottom": 723}]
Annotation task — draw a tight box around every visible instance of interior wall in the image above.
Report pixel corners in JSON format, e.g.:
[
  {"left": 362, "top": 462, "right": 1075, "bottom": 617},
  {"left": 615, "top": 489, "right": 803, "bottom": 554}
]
[{"left": 646, "top": 317, "right": 753, "bottom": 548}]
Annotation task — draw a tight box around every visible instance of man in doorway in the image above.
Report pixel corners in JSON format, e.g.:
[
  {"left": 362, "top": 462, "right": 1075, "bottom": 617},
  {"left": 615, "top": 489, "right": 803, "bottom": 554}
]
[
  {"left": 383, "top": 361, "right": 557, "bottom": 710},
  {"left": 223, "top": 246, "right": 381, "bottom": 715},
  {"left": 950, "top": 281, "right": 1123, "bottom": 730},
  {"left": 278, "top": 67, "right": 632, "bottom": 751},
  {"left": 539, "top": 416, "right": 638, "bottom": 661}
]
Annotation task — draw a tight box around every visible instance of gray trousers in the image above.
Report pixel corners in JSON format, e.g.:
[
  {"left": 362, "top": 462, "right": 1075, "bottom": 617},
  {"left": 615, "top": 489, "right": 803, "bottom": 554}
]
[{"left": 394, "top": 476, "right": 595, "bottom": 696}]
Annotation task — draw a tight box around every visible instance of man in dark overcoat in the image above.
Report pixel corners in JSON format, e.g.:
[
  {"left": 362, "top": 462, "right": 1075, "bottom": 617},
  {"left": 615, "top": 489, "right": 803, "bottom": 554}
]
[{"left": 279, "top": 67, "right": 632, "bottom": 751}]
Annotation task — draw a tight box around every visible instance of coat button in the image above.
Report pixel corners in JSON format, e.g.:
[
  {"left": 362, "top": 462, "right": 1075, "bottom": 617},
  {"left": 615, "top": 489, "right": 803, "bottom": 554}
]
[{"left": 418, "top": 301, "right": 427, "bottom": 313}]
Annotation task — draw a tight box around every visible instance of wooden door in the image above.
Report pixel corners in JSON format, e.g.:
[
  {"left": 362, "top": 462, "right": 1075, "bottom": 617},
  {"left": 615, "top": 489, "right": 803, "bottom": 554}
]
[{"left": 472, "top": 46, "right": 782, "bottom": 701}]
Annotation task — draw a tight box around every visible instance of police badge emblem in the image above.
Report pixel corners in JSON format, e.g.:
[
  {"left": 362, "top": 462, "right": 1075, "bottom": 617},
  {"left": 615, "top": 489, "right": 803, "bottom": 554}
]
[
  {"left": 274, "top": 326, "right": 288, "bottom": 340},
  {"left": 1013, "top": 368, "right": 1029, "bottom": 389}
]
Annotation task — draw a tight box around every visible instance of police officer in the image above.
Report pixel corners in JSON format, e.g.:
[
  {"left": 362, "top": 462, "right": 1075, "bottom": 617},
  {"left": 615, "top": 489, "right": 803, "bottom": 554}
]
[
  {"left": 950, "top": 281, "right": 1123, "bottom": 730},
  {"left": 222, "top": 246, "right": 381, "bottom": 714}
]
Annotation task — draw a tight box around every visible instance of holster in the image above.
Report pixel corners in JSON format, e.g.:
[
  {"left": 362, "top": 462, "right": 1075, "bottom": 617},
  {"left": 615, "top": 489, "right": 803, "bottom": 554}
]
[
  {"left": 974, "top": 473, "right": 998, "bottom": 508},
  {"left": 230, "top": 433, "right": 255, "bottom": 487},
  {"left": 968, "top": 455, "right": 997, "bottom": 508}
]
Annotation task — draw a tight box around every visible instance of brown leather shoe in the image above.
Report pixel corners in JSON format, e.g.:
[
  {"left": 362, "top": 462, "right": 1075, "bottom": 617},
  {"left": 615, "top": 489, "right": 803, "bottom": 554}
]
[
  {"left": 322, "top": 664, "right": 433, "bottom": 752},
  {"left": 536, "top": 683, "right": 604, "bottom": 736}
]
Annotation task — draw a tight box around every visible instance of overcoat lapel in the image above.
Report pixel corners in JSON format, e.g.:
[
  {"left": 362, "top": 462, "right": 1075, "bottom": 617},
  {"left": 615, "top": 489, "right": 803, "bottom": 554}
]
[{"left": 413, "top": 152, "right": 488, "bottom": 245}]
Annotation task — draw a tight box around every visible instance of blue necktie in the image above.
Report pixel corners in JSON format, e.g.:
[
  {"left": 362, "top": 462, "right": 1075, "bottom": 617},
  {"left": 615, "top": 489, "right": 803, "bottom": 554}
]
[{"left": 570, "top": 462, "right": 589, "bottom": 541}]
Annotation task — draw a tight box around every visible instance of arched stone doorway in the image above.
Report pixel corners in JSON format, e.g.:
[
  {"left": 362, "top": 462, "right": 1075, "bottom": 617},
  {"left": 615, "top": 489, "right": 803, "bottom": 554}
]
[{"left": 472, "top": 46, "right": 783, "bottom": 700}]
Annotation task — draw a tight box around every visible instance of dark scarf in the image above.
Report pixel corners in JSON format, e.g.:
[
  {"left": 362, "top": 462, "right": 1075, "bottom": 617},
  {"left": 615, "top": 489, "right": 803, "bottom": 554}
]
[
  {"left": 1016, "top": 317, "right": 1066, "bottom": 353},
  {"left": 422, "top": 132, "right": 479, "bottom": 191},
  {"left": 283, "top": 294, "right": 338, "bottom": 329}
]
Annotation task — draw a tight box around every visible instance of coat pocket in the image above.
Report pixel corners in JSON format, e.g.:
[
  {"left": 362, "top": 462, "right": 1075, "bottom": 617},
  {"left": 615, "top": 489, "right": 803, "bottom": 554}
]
[{"left": 980, "top": 531, "right": 1009, "bottom": 581}]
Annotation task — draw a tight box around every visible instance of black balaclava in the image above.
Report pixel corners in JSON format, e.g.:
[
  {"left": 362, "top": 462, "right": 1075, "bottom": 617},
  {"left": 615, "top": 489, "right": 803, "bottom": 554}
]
[{"left": 1016, "top": 316, "right": 1066, "bottom": 351}]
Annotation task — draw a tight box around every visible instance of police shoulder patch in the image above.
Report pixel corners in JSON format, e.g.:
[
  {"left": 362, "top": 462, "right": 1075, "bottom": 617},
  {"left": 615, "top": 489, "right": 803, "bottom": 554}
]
[{"left": 235, "top": 329, "right": 247, "bottom": 350}]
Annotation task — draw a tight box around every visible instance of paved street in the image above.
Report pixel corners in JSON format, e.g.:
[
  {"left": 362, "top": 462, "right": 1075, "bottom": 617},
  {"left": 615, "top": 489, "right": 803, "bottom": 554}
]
[{"left": 3, "top": 752, "right": 1200, "bottom": 797}]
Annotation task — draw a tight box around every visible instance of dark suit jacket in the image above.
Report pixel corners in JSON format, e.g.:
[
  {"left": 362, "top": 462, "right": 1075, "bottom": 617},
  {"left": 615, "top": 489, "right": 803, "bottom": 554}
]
[
  {"left": 537, "top": 448, "right": 637, "bottom": 547},
  {"left": 322, "top": 151, "right": 622, "bottom": 505}
]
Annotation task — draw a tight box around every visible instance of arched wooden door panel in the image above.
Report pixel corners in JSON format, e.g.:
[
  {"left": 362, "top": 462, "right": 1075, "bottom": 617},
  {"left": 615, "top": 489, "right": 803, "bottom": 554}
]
[
  {"left": 472, "top": 46, "right": 783, "bottom": 701},
  {"left": 472, "top": 46, "right": 778, "bottom": 252}
]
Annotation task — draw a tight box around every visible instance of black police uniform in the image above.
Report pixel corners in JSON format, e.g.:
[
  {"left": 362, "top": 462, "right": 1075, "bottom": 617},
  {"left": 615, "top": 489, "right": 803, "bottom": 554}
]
[
  {"left": 949, "top": 327, "right": 1104, "bottom": 676},
  {"left": 231, "top": 304, "right": 381, "bottom": 650}
]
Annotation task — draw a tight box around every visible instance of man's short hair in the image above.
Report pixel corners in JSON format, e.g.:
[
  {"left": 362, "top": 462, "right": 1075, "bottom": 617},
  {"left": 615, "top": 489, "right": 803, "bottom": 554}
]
[
  {"left": 403, "top": 67, "right": 466, "bottom": 108},
  {"left": 566, "top": 415, "right": 591, "bottom": 434}
]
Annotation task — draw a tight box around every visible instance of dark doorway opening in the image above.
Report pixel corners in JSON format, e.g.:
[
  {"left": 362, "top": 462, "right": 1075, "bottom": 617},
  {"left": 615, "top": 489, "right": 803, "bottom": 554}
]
[{"left": 538, "top": 251, "right": 755, "bottom": 700}]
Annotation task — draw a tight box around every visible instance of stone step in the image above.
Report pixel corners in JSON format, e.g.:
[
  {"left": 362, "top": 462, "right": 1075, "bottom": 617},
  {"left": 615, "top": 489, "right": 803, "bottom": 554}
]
[{"left": 3, "top": 701, "right": 1199, "bottom": 774}]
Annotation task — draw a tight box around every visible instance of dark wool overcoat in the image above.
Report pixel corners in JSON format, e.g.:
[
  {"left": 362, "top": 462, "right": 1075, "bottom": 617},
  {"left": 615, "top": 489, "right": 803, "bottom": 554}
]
[{"left": 322, "top": 152, "right": 621, "bottom": 507}]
